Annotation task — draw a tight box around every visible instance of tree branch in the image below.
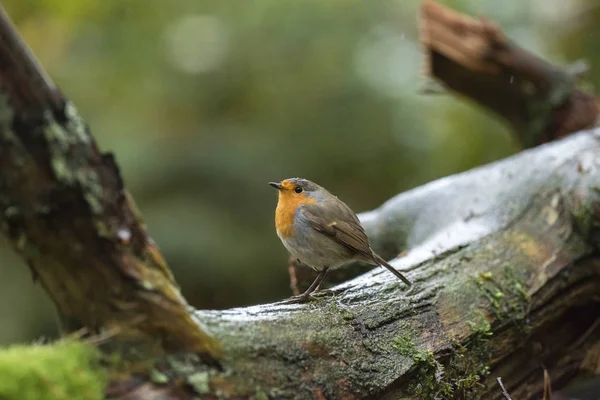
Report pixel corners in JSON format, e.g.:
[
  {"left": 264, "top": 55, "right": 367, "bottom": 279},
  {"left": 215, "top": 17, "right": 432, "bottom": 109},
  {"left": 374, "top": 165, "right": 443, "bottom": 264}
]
[
  {"left": 181, "top": 131, "right": 600, "bottom": 399},
  {"left": 0, "top": 5, "right": 220, "bottom": 364},
  {"left": 419, "top": 0, "right": 600, "bottom": 147},
  {"left": 1, "top": 2, "right": 599, "bottom": 400}
]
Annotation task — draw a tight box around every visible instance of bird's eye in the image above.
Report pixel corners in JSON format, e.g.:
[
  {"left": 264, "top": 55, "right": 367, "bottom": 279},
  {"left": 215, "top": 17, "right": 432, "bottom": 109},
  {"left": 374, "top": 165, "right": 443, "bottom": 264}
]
[{"left": 294, "top": 187, "right": 303, "bottom": 194}]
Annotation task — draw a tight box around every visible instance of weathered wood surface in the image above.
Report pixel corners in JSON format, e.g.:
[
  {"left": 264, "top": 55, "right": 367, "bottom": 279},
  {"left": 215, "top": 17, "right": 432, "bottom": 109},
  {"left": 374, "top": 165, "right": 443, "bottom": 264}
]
[
  {"left": 0, "top": 5, "right": 221, "bottom": 364},
  {"left": 0, "top": 2, "right": 599, "bottom": 400},
  {"left": 189, "top": 131, "right": 600, "bottom": 399}
]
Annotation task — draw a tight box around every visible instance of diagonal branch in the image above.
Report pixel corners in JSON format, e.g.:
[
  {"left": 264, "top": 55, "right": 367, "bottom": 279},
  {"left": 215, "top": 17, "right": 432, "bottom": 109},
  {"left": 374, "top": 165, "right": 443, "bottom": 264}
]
[
  {"left": 0, "top": 5, "right": 220, "bottom": 364},
  {"left": 419, "top": 0, "right": 600, "bottom": 147},
  {"left": 1, "top": 3, "right": 600, "bottom": 400}
]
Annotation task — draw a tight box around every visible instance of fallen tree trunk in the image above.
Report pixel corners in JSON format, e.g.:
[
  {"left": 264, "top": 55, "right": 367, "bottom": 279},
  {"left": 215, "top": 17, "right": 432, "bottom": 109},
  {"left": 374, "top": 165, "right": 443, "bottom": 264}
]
[
  {"left": 188, "top": 130, "right": 600, "bottom": 400},
  {"left": 0, "top": 2, "right": 599, "bottom": 400}
]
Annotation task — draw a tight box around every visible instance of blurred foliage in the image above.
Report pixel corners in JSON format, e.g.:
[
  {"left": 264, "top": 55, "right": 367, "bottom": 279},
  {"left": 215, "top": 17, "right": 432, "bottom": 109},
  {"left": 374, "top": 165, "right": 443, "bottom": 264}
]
[{"left": 0, "top": 0, "right": 593, "bottom": 344}]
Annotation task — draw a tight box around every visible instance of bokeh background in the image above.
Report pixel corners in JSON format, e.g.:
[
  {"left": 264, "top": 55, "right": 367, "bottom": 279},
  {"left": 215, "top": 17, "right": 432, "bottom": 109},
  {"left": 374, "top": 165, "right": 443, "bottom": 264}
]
[{"left": 0, "top": 0, "right": 596, "bottom": 344}]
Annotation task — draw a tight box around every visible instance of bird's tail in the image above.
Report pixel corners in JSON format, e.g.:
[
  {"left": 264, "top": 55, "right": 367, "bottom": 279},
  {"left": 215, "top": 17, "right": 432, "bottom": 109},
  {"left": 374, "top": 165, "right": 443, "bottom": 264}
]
[{"left": 372, "top": 252, "right": 412, "bottom": 286}]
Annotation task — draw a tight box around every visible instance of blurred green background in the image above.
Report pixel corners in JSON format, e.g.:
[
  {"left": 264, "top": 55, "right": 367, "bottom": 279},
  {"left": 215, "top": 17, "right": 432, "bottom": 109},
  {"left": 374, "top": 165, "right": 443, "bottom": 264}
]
[{"left": 0, "top": 0, "right": 595, "bottom": 344}]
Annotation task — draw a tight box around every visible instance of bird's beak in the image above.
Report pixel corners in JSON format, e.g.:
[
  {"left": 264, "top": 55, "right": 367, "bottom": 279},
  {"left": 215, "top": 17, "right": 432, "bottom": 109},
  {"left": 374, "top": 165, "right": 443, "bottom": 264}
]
[{"left": 269, "top": 181, "right": 283, "bottom": 190}]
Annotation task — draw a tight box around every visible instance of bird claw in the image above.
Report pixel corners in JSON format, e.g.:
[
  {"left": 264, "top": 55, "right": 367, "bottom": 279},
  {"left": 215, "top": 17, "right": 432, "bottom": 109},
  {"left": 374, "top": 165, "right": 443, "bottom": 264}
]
[
  {"left": 281, "top": 294, "right": 313, "bottom": 304},
  {"left": 281, "top": 289, "right": 335, "bottom": 304},
  {"left": 312, "top": 289, "right": 335, "bottom": 298}
]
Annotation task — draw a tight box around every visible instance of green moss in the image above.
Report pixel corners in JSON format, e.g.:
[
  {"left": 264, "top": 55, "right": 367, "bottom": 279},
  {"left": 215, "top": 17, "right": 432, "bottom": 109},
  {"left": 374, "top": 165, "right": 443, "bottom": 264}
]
[
  {"left": 393, "top": 288, "right": 494, "bottom": 399},
  {"left": 446, "top": 323, "right": 493, "bottom": 399},
  {"left": 571, "top": 195, "right": 595, "bottom": 239},
  {"left": 446, "top": 343, "right": 490, "bottom": 398},
  {"left": 0, "top": 341, "right": 106, "bottom": 400},
  {"left": 416, "top": 245, "right": 506, "bottom": 398},
  {"left": 81, "top": 172, "right": 104, "bottom": 215},
  {"left": 479, "top": 272, "right": 493, "bottom": 280},
  {"left": 393, "top": 329, "right": 492, "bottom": 399},
  {"left": 149, "top": 369, "right": 169, "bottom": 384},
  {"left": 49, "top": 155, "right": 73, "bottom": 185},
  {"left": 42, "top": 106, "right": 107, "bottom": 220},
  {"left": 187, "top": 371, "right": 210, "bottom": 394},
  {"left": 63, "top": 102, "right": 91, "bottom": 143},
  {"left": 164, "top": 353, "right": 217, "bottom": 395},
  {"left": 403, "top": 262, "right": 531, "bottom": 399},
  {"left": 327, "top": 301, "right": 355, "bottom": 321},
  {"left": 254, "top": 390, "right": 269, "bottom": 400},
  {"left": 393, "top": 326, "right": 430, "bottom": 364},
  {"left": 392, "top": 335, "right": 416, "bottom": 357},
  {"left": 406, "top": 352, "right": 453, "bottom": 397},
  {"left": 474, "top": 264, "right": 530, "bottom": 328},
  {"left": 393, "top": 328, "right": 453, "bottom": 397},
  {"left": 340, "top": 307, "right": 355, "bottom": 321},
  {"left": 467, "top": 310, "right": 492, "bottom": 338}
]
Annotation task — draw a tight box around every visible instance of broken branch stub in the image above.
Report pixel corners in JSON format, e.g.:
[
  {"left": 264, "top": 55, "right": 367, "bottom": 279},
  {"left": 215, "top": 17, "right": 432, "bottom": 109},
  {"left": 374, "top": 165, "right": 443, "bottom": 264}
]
[{"left": 419, "top": 0, "right": 600, "bottom": 147}]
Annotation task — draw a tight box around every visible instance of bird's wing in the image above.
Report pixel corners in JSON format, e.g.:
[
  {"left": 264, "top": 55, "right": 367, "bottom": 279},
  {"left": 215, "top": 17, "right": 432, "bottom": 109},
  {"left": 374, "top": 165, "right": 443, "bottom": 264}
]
[{"left": 302, "top": 202, "right": 374, "bottom": 261}]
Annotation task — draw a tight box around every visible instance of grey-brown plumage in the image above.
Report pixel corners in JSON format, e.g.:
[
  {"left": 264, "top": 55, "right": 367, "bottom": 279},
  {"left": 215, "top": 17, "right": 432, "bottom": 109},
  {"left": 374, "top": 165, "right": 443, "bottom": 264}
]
[
  {"left": 302, "top": 202, "right": 412, "bottom": 285},
  {"left": 270, "top": 177, "right": 411, "bottom": 303}
]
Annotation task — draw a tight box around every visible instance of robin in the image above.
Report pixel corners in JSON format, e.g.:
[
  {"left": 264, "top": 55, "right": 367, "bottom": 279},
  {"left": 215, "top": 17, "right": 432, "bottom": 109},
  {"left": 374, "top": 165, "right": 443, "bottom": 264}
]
[{"left": 269, "top": 177, "right": 411, "bottom": 303}]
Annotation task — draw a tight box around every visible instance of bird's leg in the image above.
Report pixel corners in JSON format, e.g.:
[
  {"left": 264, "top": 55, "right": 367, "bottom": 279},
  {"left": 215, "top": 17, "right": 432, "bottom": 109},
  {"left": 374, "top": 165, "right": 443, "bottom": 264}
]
[
  {"left": 314, "top": 279, "right": 327, "bottom": 292},
  {"left": 312, "top": 268, "right": 336, "bottom": 297},
  {"left": 283, "top": 267, "right": 329, "bottom": 304}
]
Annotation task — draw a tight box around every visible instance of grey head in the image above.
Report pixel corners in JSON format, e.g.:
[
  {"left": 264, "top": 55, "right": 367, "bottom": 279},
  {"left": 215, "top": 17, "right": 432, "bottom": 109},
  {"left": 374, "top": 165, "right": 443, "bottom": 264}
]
[{"left": 268, "top": 177, "right": 332, "bottom": 201}]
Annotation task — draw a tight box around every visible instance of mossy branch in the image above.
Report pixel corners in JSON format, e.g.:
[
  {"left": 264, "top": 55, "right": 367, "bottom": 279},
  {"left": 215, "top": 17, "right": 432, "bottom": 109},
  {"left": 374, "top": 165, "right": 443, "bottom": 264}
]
[
  {"left": 1, "top": 2, "right": 599, "bottom": 400},
  {"left": 184, "top": 131, "right": 600, "bottom": 399},
  {"left": 0, "top": 5, "right": 220, "bottom": 364}
]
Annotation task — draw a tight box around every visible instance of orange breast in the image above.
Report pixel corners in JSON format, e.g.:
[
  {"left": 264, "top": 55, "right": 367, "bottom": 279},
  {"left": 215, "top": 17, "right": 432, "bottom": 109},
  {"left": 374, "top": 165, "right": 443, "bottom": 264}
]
[{"left": 275, "top": 192, "right": 315, "bottom": 238}]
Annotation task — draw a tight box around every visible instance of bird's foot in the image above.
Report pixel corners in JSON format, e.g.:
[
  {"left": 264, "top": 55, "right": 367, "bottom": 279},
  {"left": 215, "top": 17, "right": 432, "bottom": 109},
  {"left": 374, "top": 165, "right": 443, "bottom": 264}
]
[
  {"left": 281, "top": 289, "right": 335, "bottom": 304},
  {"left": 312, "top": 289, "right": 335, "bottom": 298},
  {"left": 282, "top": 293, "right": 314, "bottom": 304}
]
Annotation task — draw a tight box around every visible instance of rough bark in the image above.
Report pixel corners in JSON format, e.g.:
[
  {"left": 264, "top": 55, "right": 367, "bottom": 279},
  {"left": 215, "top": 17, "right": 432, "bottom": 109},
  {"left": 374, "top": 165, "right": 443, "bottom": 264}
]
[
  {"left": 0, "top": 2, "right": 599, "bottom": 400},
  {"left": 420, "top": 0, "right": 600, "bottom": 147},
  {"left": 0, "top": 6, "right": 220, "bottom": 364},
  {"left": 183, "top": 131, "right": 600, "bottom": 400}
]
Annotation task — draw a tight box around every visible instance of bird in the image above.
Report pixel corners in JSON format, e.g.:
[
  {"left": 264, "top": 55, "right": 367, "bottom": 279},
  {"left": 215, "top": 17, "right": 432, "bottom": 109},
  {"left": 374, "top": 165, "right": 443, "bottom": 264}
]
[{"left": 269, "top": 177, "right": 411, "bottom": 303}]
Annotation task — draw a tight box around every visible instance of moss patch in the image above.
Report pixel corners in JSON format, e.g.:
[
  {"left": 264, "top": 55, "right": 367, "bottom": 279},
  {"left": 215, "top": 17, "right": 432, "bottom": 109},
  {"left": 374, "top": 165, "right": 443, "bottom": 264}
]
[
  {"left": 474, "top": 264, "right": 530, "bottom": 330},
  {"left": 0, "top": 341, "right": 106, "bottom": 400},
  {"left": 393, "top": 327, "right": 453, "bottom": 397},
  {"left": 396, "top": 265, "right": 497, "bottom": 400},
  {"left": 570, "top": 189, "right": 597, "bottom": 239},
  {"left": 393, "top": 326, "right": 492, "bottom": 399}
]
